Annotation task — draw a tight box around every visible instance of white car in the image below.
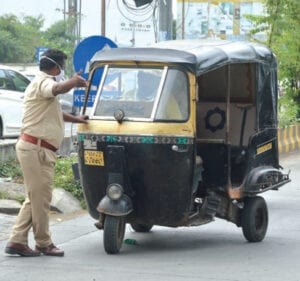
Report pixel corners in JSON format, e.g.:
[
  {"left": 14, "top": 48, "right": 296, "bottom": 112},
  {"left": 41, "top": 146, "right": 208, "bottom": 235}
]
[
  {"left": 0, "top": 65, "right": 29, "bottom": 138},
  {"left": 0, "top": 93, "right": 24, "bottom": 138},
  {"left": 0, "top": 65, "right": 78, "bottom": 138}
]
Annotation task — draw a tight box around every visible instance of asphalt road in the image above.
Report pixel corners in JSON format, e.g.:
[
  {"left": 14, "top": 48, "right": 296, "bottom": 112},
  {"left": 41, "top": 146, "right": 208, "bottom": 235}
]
[{"left": 0, "top": 151, "right": 299, "bottom": 281}]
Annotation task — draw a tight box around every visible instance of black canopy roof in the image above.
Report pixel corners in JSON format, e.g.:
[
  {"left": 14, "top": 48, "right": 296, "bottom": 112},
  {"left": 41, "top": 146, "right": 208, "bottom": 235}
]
[{"left": 90, "top": 39, "right": 276, "bottom": 75}]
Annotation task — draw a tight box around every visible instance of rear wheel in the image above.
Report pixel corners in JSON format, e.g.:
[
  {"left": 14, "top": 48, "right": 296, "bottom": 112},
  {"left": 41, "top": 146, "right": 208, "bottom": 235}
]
[
  {"left": 103, "top": 215, "right": 126, "bottom": 254},
  {"left": 131, "top": 223, "right": 153, "bottom": 232},
  {"left": 241, "top": 196, "right": 268, "bottom": 242}
]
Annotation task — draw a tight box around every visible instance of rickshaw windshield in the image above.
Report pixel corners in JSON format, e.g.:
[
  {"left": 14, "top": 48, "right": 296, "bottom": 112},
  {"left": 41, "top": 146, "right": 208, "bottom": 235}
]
[{"left": 91, "top": 66, "right": 189, "bottom": 122}]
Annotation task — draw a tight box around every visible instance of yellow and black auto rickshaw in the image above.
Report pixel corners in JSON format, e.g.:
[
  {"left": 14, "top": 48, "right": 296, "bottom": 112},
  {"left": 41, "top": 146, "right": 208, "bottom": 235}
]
[{"left": 76, "top": 39, "right": 290, "bottom": 254}]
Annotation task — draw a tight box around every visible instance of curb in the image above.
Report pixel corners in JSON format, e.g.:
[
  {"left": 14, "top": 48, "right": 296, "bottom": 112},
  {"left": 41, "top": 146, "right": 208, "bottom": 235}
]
[{"left": 278, "top": 124, "right": 300, "bottom": 154}]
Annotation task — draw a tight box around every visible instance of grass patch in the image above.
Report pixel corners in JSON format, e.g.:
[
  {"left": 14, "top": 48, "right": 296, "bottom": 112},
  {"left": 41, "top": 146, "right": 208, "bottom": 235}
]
[
  {"left": 0, "top": 158, "right": 23, "bottom": 183},
  {"left": 54, "top": 156, "right": 86, "bottom": 208},
  {"left": 0, "top": 156, "right": 86, "bottom": 208},
  {"left": 0, "top": 190, "right": 9, "bottom": 199}
]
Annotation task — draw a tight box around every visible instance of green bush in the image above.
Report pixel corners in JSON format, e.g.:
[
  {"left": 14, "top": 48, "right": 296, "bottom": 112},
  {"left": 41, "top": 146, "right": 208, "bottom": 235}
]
[
  {"left": 278, "top": 88, "right": 300, "bottom": 127},
  {"left": 54, "top": 156, "right": 85, "bottom": 208},
  {"left": 0, "top": 158, "right": 23, "bottom": 182},
  {"left": 0, "top": 156, "right": 86, "bottom": 208}
]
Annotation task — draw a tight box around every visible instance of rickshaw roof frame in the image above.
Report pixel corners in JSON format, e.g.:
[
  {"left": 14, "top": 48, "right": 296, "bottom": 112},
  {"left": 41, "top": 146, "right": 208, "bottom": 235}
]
[{"left": 89, "top": 39, "right": 277, "bottom": 76}]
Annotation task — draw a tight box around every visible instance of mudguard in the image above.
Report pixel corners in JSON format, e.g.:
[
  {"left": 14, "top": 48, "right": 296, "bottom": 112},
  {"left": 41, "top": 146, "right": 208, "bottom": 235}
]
[
  {"left": 244, "top": 166, "right": 290, "bottom": 194},
  {"left": 97, "top": 194, "right": 133, "bottom": 216}
]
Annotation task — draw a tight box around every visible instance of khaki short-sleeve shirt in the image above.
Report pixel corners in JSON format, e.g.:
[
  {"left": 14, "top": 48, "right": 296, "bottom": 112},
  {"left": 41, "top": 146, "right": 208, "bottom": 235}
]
[{"left": 21, "top": 71, "right": 64, "bottom": 148}]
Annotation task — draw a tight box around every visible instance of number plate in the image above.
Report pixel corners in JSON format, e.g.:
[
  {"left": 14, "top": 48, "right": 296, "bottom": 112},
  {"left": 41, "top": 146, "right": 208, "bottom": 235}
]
[
  {"left": 84, "top": 150, "right": 104, "bottom": 166},
  {"left": 256, "top": 142, "right": 272, "bottom": 155}
]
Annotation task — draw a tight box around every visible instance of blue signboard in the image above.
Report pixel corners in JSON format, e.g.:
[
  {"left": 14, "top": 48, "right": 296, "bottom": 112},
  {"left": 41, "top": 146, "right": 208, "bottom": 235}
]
[
  {"left": 36, "top": 47, "right": 48, "bottom": 63},
  {"left": 72, "top": 36, "right": 117, "bottom": 107}
]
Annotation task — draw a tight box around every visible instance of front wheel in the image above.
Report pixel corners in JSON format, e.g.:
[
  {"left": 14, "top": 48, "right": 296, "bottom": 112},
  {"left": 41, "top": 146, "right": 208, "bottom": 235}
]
[
  {"left": 241, "top": 196, "right": 268, "bottom": 242},
  {"left": 103, "top": 215, "right": 126, "bottom": 254}
]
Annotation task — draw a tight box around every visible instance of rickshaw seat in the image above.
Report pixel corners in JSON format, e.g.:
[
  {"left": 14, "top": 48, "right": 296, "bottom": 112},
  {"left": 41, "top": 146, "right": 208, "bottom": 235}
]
[{"left": 196, "top": 102, "right": 256, "bottom": 146}]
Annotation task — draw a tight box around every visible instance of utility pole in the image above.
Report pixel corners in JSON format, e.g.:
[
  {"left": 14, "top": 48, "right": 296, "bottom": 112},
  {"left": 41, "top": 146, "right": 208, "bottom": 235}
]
[
  {"left": 159, "top": 0, "right": 173, "bottom": 41},
  {"left": 233, "top": 1, "right": 241, "bottom": 36},
  {"left": 65, "top": 0, "right": 81, "bottom": 44},
  {"left": 101, "top": 0, "right": 106, "bottom": 36},
  {"left": 181, "top": 0, "right": 185, "bottom": 39}
]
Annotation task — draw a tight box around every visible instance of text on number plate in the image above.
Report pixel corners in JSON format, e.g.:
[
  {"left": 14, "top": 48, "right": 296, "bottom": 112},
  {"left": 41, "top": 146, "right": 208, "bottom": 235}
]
[{"left": 84, "top": 150, "right": 104, "bottom": 166}]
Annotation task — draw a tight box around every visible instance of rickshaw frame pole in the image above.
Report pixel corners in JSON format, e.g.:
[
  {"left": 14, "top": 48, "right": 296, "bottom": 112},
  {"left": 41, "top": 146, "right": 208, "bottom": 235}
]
[{"left": 226, "top": 64, "right": 232, "bottom": 188}]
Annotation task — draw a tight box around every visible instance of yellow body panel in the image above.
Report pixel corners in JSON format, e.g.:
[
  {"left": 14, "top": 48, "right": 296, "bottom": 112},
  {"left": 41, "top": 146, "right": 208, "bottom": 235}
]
[{"left": 78, "top": 120, "right": 193, "bottom": 137}]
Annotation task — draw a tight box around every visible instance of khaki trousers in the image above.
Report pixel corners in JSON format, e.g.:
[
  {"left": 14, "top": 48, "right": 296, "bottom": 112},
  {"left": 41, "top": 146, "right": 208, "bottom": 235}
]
[{"left": 9, "top": 139, "right": 56, "bottom": 247}]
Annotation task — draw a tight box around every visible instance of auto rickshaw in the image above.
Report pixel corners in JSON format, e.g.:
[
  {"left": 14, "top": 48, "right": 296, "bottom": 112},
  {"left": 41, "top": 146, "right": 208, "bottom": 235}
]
[{"left": 76, "top": 39, "right": 290, "bottom": 254}]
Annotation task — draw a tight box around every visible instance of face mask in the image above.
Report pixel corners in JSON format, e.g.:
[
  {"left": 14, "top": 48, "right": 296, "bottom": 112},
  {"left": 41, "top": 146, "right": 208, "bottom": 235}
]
[
  {"left": 55, "top": 70, "right": 65, "bottom": 82},
  {"left": 40, "top": 56, "right": 65, "bottom": 81}
]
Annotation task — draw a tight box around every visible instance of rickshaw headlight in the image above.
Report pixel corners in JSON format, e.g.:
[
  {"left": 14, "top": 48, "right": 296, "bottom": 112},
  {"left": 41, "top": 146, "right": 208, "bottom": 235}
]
[{"left": 107, "top": 183, "right": 124, "bottom": 200}]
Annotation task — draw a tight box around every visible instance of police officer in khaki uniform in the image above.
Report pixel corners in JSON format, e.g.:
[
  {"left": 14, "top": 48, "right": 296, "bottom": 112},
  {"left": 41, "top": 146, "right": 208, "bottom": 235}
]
[{"left": 5, "top": 49, "right": 88, "bottom": 257}]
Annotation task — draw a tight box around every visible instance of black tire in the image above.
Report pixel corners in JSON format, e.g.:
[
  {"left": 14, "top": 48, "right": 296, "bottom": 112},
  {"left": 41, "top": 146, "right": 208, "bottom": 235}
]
[
  {"left": 103, "top": 215, "right": 126, "bottom": 254},
  {"left": 241, "top": 196, "right": 268, "bottom": 242},
  {"left": 130, "top": 223, "right": 153, "bottom": 233}
]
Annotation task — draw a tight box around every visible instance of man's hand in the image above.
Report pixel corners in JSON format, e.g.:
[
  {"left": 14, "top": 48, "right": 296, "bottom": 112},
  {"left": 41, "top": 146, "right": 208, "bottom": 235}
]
[
  {"left": 71, "top": 70, "right": 88, "bottom": 88},
  {"left": 53, "top": 70, "right": 88, "bottom": 96},
  {"left": 75, "top": 115, "right": 89, "bottom": 124},
  {"left": 63, "top": 112, "right": 89, "bottom": 124}
]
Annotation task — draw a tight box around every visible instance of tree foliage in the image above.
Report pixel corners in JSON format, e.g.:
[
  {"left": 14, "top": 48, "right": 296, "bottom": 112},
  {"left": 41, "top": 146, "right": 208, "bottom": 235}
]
[
  {"left": 41, "top": 19, "right": 77, "bottom": 75},
  {"left": 0, "top": 15, "right": 28, "bottom": 63},
  {"left": 0, "top": 14, "right": 76, "bottom": 75},
  {"left": 248, "top": 0, "right": 300, "bottom": 125},
  {"left": 0, "top": 14, "right": 45, "bottom": 63}
]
